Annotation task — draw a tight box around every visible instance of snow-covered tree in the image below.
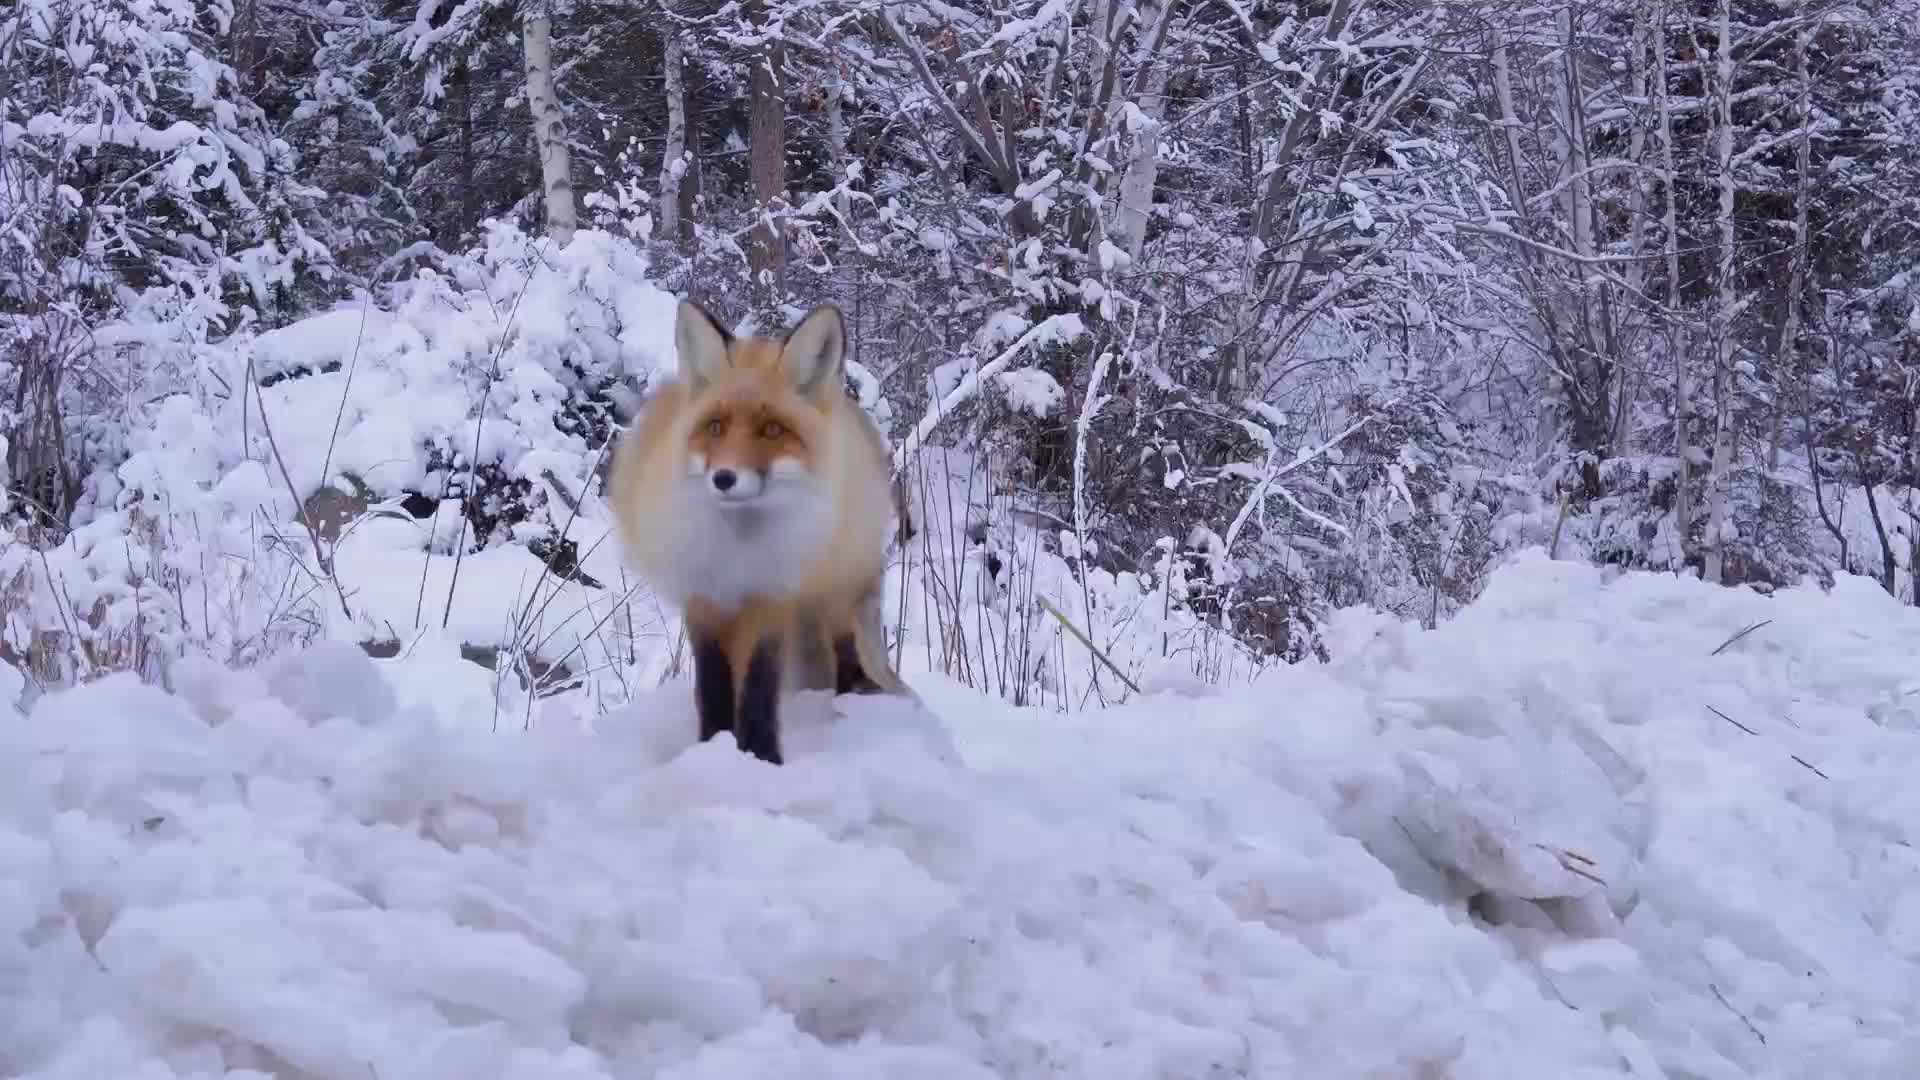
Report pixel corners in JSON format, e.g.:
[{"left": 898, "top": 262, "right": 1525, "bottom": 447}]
[{"left": 0, "top": 0, "right": 330, "bottom": 526}]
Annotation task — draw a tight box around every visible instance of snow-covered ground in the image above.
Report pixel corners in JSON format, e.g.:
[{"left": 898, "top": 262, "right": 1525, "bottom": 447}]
[{"left": 5, "top": 550, "right": 1920, "bottom": 1079}]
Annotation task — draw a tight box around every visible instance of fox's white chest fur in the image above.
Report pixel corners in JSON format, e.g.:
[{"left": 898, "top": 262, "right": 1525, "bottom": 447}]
[{"left": 644, "top": 476, "right": 834, "bottom": 611}]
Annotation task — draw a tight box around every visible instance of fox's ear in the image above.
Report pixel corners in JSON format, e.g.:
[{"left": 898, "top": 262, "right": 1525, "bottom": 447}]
[
  {"left": 781, "top": 304, "right": 847, "bottom": 398},
  {"left": 675, "top": 299, "right": 733, "bottom": 386}
]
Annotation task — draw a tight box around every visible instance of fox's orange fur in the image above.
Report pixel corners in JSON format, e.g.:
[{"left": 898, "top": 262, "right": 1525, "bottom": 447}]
[{"left": 606, "top": 298, "right": 907, "bottom": 763}]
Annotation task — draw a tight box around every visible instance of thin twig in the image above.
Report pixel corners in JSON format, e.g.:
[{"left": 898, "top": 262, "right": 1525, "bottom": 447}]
[
  {"left": 246, "top": 357, "right": 353, "bottom": 620},
  {"left": 1707, "top": 703, "right": 1758, "bottom": 735},
  {"left": 1709, "top": 983, "right": 1766, "bottom": 1044},
  {"left": 1789, "top": 754, "right": 1830, "bottom": 780},
  {"left": 1708, "top": 704, "right": 1829, "bottom": 778},
  {"left": 512, "top": 435, "right": 619, "bottom": 643},
  {"left": 1710, "top": 619, "right": 1772, "bottom": 656},
  {"left": 443, "top": 237, "right": 549, "bottom": 630},
  {"left": 316, "top": 273, "right": 387, "bottom": 496},
  {"left": 1536, "top": 843, "right": 1608, "bottom": 887}
]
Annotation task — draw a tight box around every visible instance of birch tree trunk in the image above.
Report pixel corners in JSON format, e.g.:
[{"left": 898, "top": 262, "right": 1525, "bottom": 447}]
[
  {"left": 1116, "top": 44, "right": 1171, "bottom": 260},
  {"left": 1655, "top": 0, "right": 1691, "bottom": 568},
  {"left": 522, "top": 6, "right": 577, "bottom": 247},
  {"left": 658, "top": 27, "right": 689, "bottom": 251},
  {"left": 826, "top": 58, "right": 851, "bottom": 221},
  {"left": 1556, "top": 9, "right": 1593, "bottom": 269},
  {"left": 1702, "top": 0, "right": 1738, "bottom": 585}
]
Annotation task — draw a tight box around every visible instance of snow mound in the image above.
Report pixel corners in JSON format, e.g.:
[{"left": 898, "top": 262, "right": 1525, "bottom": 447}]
[{"left": 5, "top": 552, "right": 1920, "bottom": 1078}]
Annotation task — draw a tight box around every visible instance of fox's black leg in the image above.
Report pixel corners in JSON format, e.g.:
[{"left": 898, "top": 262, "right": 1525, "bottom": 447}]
[
  {"left": 833, "top": 633, "right": 885, "bottom": 695},
  {"left": 692, "top": 636, "right": 736, "bottom": 744},
  {"left": 736, "top": 637, "right": 784, "bottom": 765}
]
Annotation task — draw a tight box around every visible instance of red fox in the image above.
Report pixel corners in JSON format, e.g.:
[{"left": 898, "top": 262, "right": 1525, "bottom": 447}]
[{"left": 607, "top": 298, "right": 908, "bottom": 764}]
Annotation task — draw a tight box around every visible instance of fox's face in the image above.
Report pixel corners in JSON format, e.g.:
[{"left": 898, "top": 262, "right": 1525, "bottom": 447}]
[
  {"left": 672, "top": 301, "right": 845, "bottom": 515},
  {"left": 685, "top": 396, "right": 816, "bottom": 507}
]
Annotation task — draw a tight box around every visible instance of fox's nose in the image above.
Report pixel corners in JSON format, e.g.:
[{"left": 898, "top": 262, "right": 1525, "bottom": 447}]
[{"left": 710, "top": 469, "right": 737, "bottom": 492}]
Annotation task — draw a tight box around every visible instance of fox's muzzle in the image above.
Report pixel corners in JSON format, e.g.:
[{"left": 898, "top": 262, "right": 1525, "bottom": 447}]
[{"left": 708, "top": 466, "right": 765, "bottom": 501}]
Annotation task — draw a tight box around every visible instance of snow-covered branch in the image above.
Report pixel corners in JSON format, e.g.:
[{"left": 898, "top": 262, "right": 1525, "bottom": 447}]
[{"left": 891, "top": 314, "right": 1087, "bottom": 475}]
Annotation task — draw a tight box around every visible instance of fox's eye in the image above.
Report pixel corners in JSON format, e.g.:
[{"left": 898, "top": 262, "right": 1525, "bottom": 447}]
[
  {"left": 759, "top": 419, "right": 786, "bottom": 439},
  {"left": 705, "top": 418, "right": 725, "bottom": 437}
]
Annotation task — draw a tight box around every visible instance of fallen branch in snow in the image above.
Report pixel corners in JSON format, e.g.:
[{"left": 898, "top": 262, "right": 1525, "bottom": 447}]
[
  {"left": 539, "top": 468, "right": 581, "bottom": 516},
  {"left": 1537, "top": 844, "right": 1607, "bottom": 888},
  {"left": 1710, "top": 619, "right": 1771, "bottom": 656},
  {"left": 1790, "top": 753, "right": 1830, "bottom": 780},
  {"left": 1037, "top": 595, "right": 1142, "bottom": 696},
  {"left": 1706, "top": 703, "right": 1758, "bottom": 736},
  {"left": 1709, "top": 982, "right": 1767, "bottom": 1044}
]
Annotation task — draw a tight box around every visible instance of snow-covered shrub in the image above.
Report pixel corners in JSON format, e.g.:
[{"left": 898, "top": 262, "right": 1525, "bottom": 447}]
[
  {"left": 1314, "top": 385, "right": 1506, "bottom": 625},
  {"left": 887, "top": 444, "right": 1267, "bottom": 711},
  {"left": 0, "top": 222, "right": 670, "bottom": 700},
  {"left": 0, "top": 0, "right": 329, "bottom": 528}
]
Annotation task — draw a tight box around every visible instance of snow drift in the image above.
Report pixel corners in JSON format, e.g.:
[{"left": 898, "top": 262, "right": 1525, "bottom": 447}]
[{"left": 4, "top": 552, "right": 1920, "bottom": 1079}]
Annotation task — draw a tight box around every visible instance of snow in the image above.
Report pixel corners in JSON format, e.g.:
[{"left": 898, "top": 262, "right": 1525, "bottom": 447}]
[
  {"left": 5, "top": 215, "right": 1915, "bottom": 1078},
  {"left": 5, "top": 552, "right": 1920, "bottom": 1078}
]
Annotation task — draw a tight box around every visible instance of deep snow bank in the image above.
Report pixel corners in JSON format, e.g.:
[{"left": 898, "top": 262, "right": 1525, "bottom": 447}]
[{"left": 4, "top": 551, "right": 1920, "bottom": 1079}]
